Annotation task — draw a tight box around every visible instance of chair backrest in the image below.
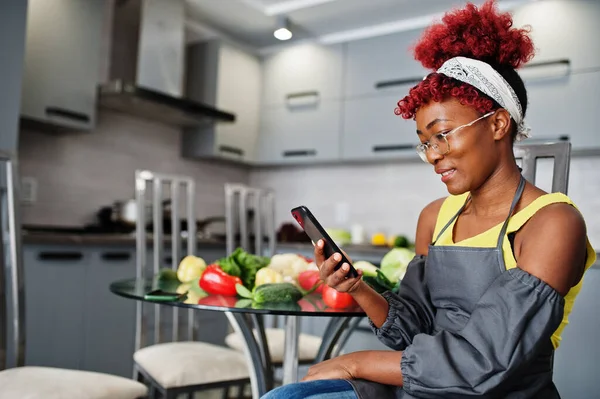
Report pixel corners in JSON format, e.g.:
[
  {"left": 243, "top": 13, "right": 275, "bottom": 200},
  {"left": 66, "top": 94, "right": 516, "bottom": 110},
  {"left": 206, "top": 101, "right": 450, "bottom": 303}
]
[
  {"left": 134, "top": 170, "right": 197, "bottom": 350},
  {"left": 224, "top": 183, "right": 276, "bottom": 257},
  {"left": 0, "top": 151, "right": 25, "bottom": 370},
  {"left": 513, "top": 141, "right": 571, "bottom": 194}
]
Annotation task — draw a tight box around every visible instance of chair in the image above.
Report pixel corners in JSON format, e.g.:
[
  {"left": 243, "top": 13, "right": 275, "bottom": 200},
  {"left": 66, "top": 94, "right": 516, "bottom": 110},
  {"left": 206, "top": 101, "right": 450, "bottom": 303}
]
[
  {"left": 513, "top": 141, "right": 571, "bottom": 194},
  {"left": 131, "top": 170, "right": 251, "bottom": 399},
  {"left": 221, "top": 183, "right": 328, "bottom": 386},
  {"left": 0, "top": 151, "right": 147, "bottom": 399}
]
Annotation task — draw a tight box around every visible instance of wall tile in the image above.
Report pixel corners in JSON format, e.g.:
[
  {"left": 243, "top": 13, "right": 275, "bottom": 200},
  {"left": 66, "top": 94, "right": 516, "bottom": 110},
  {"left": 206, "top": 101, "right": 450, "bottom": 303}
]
[{"left": 18, "top": 111, "right": 250, "bottom": 226}]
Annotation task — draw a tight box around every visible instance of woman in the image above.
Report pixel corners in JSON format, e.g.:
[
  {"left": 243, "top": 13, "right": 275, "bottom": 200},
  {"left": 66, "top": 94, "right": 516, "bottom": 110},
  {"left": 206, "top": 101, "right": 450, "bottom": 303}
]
[{"left": 262, "top": 1, "right": 596, "bottom": 398}]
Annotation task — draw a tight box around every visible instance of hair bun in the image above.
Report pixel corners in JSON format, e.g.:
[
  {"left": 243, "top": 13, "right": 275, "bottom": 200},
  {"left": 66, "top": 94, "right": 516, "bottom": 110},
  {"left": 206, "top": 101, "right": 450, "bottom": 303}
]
[{"left": 413, "top": 0, "right": 535, "bottom": 70}]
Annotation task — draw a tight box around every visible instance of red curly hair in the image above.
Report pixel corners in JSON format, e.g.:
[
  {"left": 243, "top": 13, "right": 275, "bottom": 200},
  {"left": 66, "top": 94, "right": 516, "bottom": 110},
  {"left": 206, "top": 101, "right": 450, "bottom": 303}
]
[{"left": 395, "top": 0, "right": 535, "bottom": 122}]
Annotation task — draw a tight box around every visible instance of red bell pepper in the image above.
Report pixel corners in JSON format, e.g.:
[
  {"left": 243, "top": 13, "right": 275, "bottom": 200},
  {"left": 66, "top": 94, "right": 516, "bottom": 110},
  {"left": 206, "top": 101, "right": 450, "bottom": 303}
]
[{"left": 199, "top": 264, "right": 243, "bottom": 296}]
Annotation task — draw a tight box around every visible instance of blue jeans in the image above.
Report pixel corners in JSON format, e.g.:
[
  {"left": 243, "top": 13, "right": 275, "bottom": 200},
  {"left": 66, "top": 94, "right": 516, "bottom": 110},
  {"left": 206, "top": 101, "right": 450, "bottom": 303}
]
[{"left": 261, "top": 379, "right": 357, "bottom": 399}]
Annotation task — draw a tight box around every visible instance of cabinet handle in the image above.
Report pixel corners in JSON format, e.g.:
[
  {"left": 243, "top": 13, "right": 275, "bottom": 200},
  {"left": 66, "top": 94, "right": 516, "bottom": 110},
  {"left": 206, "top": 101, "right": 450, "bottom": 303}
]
[
  {"left": 38, "top": 252, "right": 83, "bottom": 261},
  {"left": 516, "top": 135, "right": 570, "bottom": 143},
  {"left": 375, "top": 78, "right": 423, "bottom": 90},
  {"left": 372, "top": 144, "right": 414, "bottom": 152},
  {"left": 218, "top": 145, "right": 244, "bottom": 156},
  {"left": 522, "top": 59, "right": 571, "bottom": 70},
  {"left": 101, "top": 252, "right": 132, "bottom": 262},
  {"left": 285, "top": 91, "right": 319, "bottom": 107},
  {"left": 286, "top": 91, "right": 319, "bottom": 100},
  {"left": 45, "top": 107, "right": 91, "bottom": 123},
  {"left": 283, "top": 149, "right": 317, "bottom": 157}
]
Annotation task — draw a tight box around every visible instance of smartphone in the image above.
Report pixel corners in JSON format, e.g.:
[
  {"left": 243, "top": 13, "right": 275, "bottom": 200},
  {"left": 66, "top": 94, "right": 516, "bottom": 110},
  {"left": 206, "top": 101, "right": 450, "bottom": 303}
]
[
  {"left": 291, "top": 205, "right": 359, "bottom": 278},
  {"left": 144, "top": 289, "right": 187, "bottom": 302}
]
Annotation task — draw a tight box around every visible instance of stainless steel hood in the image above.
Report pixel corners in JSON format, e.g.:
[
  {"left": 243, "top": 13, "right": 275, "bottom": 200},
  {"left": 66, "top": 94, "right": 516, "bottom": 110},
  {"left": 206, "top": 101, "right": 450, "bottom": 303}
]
[{"left": 98, "top": 0, "right": 235, "bottom": 127}]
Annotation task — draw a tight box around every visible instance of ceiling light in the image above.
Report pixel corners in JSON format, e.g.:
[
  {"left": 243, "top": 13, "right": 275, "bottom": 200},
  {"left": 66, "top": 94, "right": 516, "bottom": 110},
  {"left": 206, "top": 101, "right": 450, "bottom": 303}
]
[{"left": 274, "top": 17, "right": 293, "bottom": 41}]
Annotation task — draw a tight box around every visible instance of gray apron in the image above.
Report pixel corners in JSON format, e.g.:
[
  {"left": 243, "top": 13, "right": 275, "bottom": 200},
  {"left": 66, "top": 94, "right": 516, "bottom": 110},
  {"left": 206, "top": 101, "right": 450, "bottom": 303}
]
[{"left": 349, "top": 176, "right": 562, "bottom": 398}]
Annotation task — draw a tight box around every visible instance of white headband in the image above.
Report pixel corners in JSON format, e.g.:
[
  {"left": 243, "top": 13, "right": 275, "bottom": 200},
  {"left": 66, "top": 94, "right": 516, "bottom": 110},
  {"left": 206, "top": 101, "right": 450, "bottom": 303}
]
[{"left": 436, "top": 56, "right": 531, "bottom": 141}]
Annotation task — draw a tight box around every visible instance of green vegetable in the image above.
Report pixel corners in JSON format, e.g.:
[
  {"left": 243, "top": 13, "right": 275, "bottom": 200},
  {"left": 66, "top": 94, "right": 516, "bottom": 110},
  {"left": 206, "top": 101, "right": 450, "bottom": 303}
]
[
  {"left": 156, "top": 268, "right": 179, "bottom": 282},
  {"left": 363, "top": 269, "right": 400, "bottom": 294},
  {"left": 393, "top": 235, "right": 410, "bottom": 248},
  {"left": 216, "top": 256, "right": 242, "bottom": 277},
  {"left": 231, "top": 247, "right": 270, "bottom": 288},
  {"left": 353, "top": 261, "right": 379, "bottom": 277},
  {"left": 325, "top": 228, "right": 352, "bottom": 246},
  {"left": 380, "top": 248, "right": 415, "bottom": 283},
  {"left": 236, "top": 282, "right": 304, "bottom": 304}
]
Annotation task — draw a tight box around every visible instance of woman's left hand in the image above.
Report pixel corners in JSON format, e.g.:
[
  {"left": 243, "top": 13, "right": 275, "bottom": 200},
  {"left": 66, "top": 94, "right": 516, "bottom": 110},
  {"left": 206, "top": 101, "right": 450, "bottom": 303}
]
[{"left": 302, "top": 354, "right": 357, "bottom": 382}]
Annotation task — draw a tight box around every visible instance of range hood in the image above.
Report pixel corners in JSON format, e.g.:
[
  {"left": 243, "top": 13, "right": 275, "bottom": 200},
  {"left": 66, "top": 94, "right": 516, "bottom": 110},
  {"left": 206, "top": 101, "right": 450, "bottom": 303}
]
[{"left": 98, "top": 0, "right": 235, "bottom": 127}]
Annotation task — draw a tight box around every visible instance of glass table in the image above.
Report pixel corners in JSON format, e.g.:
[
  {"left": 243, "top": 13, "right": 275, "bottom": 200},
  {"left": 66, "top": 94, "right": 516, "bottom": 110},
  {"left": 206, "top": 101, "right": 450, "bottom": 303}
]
[{"left": 110, "top": 277, "right": 366, "bottom": 398}]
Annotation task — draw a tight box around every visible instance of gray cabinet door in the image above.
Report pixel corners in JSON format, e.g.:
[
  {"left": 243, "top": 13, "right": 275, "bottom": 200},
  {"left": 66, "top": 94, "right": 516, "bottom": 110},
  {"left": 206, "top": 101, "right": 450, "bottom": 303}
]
[
  {"left": 24, "top": 246, "right": 88, "bottom": 370},
  {"left": 183, "top": 41, "right": 261, "bottom": 164},
  {"left": 554, "top": 267, "right": 600, "bottom": 399},
  {"left": 341, "top": 92, "right": 419, "bottom": 161},
  {"left": 82, "top": 248, "right": 136, "bottom": 378},
  {"left": 257, "top": 101, "right": 342, "bottom": 164},
  {"left": 524, "top": 70, "right": 600, "bottom": 150},
  {"left": 512, "top": 0, "right": 600, "bottom": 72},
  {"left": 344, "top": 30, "right": 428, "bottom": 99},
  {"left": 20, "top": 0, "right": 104, "bottom": 130},
  {"left": 262, "top": 43, "right": 344, "bottom": 107}
]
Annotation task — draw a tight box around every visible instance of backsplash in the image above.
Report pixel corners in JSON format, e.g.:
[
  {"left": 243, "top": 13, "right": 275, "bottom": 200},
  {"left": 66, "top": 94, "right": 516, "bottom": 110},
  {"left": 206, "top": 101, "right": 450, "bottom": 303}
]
[
  {"left": 18, "top": 110, "right": 250, "bottom": 226},
  {"left": 249, "top": 157, "right": 600, "bottom": 250}
]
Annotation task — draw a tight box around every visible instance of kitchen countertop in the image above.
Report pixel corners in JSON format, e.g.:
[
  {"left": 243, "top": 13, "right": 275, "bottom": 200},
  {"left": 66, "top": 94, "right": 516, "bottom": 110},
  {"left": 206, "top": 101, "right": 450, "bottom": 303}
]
[
  {"left": 21, "top": 230, "right": 226, "bottom": 248},
  {"left": 21, "top": 231, "right": 599, "bottom": 269}
]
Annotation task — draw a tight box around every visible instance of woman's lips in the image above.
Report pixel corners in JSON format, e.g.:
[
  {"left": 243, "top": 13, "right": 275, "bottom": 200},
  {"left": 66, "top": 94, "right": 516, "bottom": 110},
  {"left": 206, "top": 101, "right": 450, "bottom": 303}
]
[{"left": 438, "top": 168, "right": 456, "bottom": 183}]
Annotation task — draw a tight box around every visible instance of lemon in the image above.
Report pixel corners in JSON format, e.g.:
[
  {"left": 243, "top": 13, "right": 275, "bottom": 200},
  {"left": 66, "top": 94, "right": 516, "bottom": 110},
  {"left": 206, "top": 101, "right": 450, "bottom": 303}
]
[{"left": 371, "top": 233, "right": 387, "bottom": 246}]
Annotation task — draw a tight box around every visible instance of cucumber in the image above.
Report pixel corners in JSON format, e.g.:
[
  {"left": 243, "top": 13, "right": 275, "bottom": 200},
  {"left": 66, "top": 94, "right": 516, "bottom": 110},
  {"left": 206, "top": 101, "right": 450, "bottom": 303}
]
[{"left": 236, "top": 282, "right": 304, "bottom": 304}]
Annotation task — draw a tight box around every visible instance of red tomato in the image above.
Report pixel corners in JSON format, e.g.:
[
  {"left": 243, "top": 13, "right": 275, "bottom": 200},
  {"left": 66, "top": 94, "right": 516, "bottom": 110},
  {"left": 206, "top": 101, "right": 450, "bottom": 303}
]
[
  {"left": 322, "top": 285, "right": 357, "bottom": 309},
  {"left": 298, "top": 270, "right": 323, "bottom": 294}
]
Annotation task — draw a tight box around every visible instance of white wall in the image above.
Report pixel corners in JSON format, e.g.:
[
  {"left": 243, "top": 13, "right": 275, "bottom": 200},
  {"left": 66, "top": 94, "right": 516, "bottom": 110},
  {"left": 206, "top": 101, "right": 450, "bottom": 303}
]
[{"left": 250, "top": 157, "right": 600, "bottom": 250}]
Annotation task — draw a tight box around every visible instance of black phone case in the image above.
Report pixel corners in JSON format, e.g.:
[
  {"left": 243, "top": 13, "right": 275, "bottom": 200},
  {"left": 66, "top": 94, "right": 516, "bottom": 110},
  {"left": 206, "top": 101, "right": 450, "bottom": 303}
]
[{"left": 291, "top": 205, "right": 359, "bottom": 278}]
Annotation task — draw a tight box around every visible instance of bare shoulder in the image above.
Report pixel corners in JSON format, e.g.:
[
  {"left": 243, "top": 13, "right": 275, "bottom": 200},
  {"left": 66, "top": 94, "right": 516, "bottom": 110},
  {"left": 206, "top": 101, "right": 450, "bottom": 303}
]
[
  {"left": 517, "top": 202, "right": 588, "bottom": 296},
  {"left": 415, "top": 197, "right": 447, "bottom": 255}
]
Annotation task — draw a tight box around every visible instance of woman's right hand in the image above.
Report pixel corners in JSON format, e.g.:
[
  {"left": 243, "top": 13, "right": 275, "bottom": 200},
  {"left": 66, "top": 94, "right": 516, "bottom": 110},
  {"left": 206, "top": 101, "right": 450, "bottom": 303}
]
[{"left": 314, "top": 239, "right": 363, "bottom": 293}]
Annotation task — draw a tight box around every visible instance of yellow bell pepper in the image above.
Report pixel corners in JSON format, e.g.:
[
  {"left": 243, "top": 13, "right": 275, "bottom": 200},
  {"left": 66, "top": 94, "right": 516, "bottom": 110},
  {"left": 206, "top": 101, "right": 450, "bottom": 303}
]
[{"left": 176, "top": 255, "right": 207, "bottom": 283}]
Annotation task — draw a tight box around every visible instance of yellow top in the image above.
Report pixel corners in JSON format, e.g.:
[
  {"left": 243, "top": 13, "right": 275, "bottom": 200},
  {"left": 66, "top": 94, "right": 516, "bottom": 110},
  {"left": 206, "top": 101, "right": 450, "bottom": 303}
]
[{"left": 432, "top": 192, "right": 597, "bottom": 349}]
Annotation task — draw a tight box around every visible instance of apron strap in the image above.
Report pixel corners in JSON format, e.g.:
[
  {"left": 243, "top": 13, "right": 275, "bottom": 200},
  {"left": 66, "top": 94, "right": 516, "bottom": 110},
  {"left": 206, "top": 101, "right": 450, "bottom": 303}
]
[
  {"left": 432, "top": 196, "right": 471, "bottom": 245},
  {"left": 496, "top": 175, "right": 526, "bottom": 249}
]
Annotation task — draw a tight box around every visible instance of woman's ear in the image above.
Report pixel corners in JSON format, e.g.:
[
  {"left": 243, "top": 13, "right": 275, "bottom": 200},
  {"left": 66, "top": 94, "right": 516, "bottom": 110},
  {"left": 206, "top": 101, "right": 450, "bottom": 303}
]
[{"left": 491, "top": 109, "right": 512, "bottom": 141}]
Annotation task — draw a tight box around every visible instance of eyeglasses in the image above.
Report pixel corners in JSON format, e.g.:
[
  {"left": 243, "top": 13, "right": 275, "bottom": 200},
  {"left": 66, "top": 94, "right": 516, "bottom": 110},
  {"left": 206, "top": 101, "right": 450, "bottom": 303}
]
[{"left": 416, "top": 111, "right": 496, "bottom": 163}]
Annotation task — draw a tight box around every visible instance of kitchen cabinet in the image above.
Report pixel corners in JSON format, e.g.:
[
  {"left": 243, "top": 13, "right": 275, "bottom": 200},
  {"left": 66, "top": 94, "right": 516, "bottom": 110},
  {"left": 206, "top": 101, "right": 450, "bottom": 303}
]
[
  {"left": 20, "top": 0, "right": 105, "bottom": 131},
  {"left": 524, "top": 70, "right": 600, "bottom": 150},
  {"left": 82, "top": 247, "right": 136, "bottom": 377},
  {"left": 553, "top": 266, "right": 600, "bottom": 399},
  {"left": 0, "top": 0, "right": 27, "bottom": 153},
  {"left": 261, "top": 43, "right": 344, "bottom": 107},
  {"left": 256, "top": 100, "right": 342, "bottom": 164},
  {"left": 183, "top": 40, "right": 262, "bottom": 163},
  {"left": 511, "top": 0, "right": 600, "bottom": 73},
  {"left": 344, "top": 30, "right": 427, "bottom": 99},
  {"left": 23, "top": 242, "right": 230, "bottom": 377},
  {"left": 342, "top": 91, "right": 419, "bottom": 161},
  {"left": 24, "top": 245, "right": 89, "bottom": 370}
]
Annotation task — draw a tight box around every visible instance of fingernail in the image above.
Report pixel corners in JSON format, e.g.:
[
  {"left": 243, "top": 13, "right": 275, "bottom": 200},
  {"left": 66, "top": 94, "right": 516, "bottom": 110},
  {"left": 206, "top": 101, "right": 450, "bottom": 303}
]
[
  {"left": 318, "top": 240, "right": 323, "bottom": 247},
  {"left": 342, "top": 263, "right": 349, "bottom": 271},
  {"left": 334, "top": 253, "right": 341, "bottom": 261}
]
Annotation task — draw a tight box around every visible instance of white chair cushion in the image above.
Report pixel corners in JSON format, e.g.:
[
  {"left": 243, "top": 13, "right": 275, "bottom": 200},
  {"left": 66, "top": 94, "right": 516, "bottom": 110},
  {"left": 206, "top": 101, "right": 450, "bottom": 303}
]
[
  {"left": 0, "top": 366, "right": 147, "bottom": 399},
  {"left": 133, "top": 341, "right": 250, "bottom": 389},
  {"left": 225, "top": 328, "right": 323, "bottom": 363}
]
